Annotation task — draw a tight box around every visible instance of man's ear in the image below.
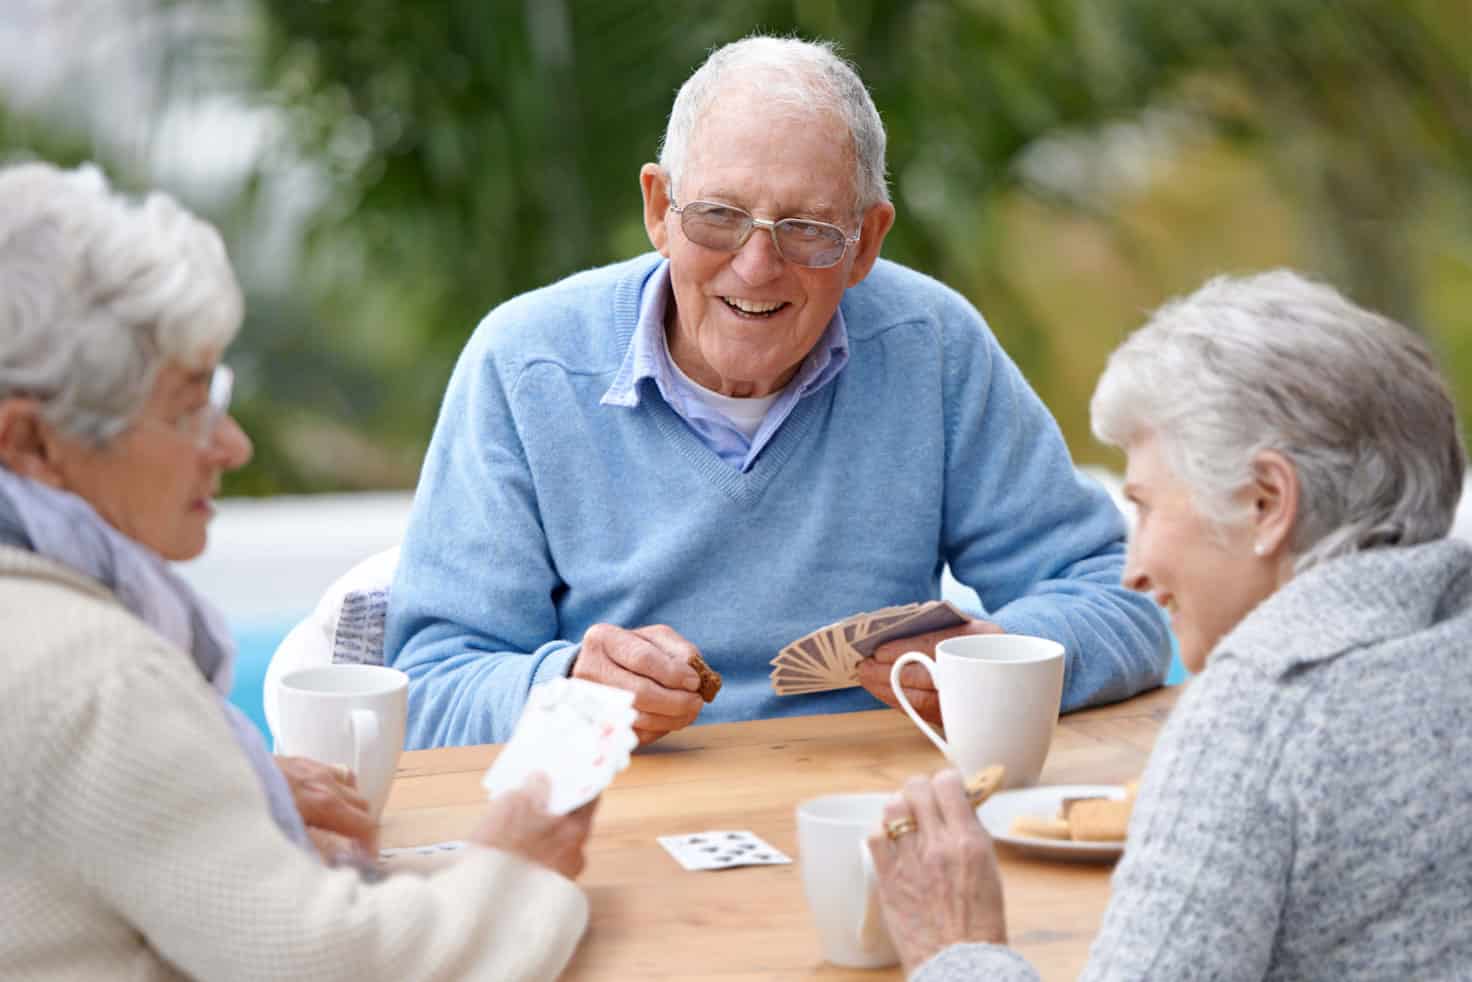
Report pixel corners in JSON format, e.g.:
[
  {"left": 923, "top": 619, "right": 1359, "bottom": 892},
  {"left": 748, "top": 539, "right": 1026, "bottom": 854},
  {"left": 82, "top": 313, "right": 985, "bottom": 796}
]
[
  {"left": 1249, "top": 449, "right": 1300, "bottom": 559},
  {"left": 0, "top": 398, "right": 68, "bottom": 488},
  {"left": 639, "top": 163, "right": 672, "bottom": 256},
  {"left": 845, "top": 200, "right": 896, "bottom": 287}
]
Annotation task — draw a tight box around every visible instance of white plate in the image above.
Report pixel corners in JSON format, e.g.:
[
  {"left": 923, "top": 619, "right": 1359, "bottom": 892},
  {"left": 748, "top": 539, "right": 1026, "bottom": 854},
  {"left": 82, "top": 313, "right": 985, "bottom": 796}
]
[{"left": 978, "top": 784, "right": 1127, "bottom": 862}]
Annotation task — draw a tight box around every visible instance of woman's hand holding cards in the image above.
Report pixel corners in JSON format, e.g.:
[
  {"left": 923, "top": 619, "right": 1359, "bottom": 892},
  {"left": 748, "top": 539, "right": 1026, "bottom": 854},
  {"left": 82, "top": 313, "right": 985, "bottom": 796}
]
[
  {"left": 572, "top": 623, "right": 707, "bottom": 745},
  {"left": 471, "top": 773, "right": 599, "bottom": 880},
  {"left": 855, "top": 619, "right": 1004, "bottom": 726}
]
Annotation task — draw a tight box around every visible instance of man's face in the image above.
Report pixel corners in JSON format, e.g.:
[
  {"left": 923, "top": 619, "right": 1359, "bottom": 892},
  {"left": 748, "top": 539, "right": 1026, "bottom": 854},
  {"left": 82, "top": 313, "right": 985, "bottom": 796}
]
[{"left": 641, "top": 88, "right": 894, "bottom": 398}]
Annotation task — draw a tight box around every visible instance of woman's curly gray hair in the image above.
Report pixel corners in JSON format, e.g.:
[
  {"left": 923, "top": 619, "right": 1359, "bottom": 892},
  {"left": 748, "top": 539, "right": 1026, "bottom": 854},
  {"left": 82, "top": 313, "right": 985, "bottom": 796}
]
[
  {"left": 1092, "top": 270, "right": 1465, "bottom": 571},
  {"left": 0, "top": 161, "right": 242, "bottom": 446}
]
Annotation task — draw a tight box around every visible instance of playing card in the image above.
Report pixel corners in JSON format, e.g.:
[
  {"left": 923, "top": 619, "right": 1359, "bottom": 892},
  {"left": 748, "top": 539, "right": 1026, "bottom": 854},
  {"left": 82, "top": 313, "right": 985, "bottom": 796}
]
[
  {"left": 657, "top": 830, "right": 792, "bottom": 871},
  {"left": 481, "top": 677, "right": 638, "bottom": 814},
  {"left": 849, "top": 600, "right": 969, "bottom": 658},
  {"left": 770, "top": 600, "right": 973, "bottom": 695},
  {"left": 377, "top": 840, "right": 468, "bottom": 876}
]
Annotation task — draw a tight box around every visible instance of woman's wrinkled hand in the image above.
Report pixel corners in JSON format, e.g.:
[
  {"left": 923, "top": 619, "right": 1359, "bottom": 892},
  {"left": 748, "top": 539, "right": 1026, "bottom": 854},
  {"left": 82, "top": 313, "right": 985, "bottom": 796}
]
[
  {"left": 866, "top": 770, "right": 1008, "bottom": 974},
  {"left": 275, "top": 755, "right": 379, "bottom": 860},
  {"left": 471, "top": 773, "right": 600, "bottom": 880}
]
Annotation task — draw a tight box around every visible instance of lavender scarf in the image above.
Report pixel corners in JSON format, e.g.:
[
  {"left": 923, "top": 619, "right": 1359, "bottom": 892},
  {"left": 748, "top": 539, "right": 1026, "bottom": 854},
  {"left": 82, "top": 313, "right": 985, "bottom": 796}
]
[{"left": 0, "top": 468, "right": 310, "bottom": 849}]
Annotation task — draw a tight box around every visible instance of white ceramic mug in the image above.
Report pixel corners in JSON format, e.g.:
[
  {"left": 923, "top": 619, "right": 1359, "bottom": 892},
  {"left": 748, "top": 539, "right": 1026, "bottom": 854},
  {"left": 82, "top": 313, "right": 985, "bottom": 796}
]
[
  {"left": 274, "top": 664, "right": 409, "bottom": 818},
  {"left": 795, "top": 793, "right": 898, "bottom": 969},
  {"left": 889, "top": 634, "right": 1065, "bottom": 788}
]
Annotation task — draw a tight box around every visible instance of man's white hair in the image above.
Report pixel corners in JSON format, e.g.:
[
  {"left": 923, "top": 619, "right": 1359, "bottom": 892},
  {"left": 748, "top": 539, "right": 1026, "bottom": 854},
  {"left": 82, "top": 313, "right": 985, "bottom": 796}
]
[
  {"left": 0, "top": 161, "right": 243, "bottom": 445},
  {"left": 1091, "top": 270, "right": 1465, "bottom": 570},
  {"left": 658, "top": 35, "right": 890, "bottom": 214}
]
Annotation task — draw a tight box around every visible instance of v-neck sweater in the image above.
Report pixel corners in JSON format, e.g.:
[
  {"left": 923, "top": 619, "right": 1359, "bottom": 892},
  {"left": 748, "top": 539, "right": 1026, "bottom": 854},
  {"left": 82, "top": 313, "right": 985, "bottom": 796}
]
[{"left": 386, "top": 253, "right": 1171, "bottom": 747}]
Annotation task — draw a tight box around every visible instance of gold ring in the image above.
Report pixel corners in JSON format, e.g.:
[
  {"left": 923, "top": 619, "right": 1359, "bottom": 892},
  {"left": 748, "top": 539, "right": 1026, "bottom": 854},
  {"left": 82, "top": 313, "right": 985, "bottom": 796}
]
[{"left": 884, "top": 817, "right": 917, "bottom": 841}]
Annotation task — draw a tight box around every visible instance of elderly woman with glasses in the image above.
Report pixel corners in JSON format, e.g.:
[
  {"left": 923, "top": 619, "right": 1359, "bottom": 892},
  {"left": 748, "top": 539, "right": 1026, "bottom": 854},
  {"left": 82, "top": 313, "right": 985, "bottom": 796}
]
[
  {"left": 866, "top": 271, "right": 1472, "bottom": 980},
  {"left": 0, "top": 162, "right": 595, "bottom": 980}
]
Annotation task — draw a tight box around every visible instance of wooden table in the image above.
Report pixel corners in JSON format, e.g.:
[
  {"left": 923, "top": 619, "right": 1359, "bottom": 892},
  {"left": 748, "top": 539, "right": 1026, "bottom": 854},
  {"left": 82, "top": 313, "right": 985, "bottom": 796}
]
[{"left": 381, "top": 685, "right": 1180, "bottom": 980}]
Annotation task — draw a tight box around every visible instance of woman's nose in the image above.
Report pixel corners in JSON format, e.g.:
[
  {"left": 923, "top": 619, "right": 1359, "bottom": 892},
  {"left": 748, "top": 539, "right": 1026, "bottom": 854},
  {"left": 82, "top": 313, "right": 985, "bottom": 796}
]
[{"left": 210, "top": 414, "right": 253, "bottom": 471}]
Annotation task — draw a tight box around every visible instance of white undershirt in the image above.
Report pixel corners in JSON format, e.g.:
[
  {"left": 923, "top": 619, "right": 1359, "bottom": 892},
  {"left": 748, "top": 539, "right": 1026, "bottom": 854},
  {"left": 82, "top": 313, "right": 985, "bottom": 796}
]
[{"left": 667, "top": 356, "right": 783, "bottom": 442}]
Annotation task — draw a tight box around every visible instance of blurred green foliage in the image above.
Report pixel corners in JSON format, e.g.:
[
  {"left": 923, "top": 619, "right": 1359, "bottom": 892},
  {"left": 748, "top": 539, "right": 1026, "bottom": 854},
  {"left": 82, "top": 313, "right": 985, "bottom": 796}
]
[{"left": 4, "top": 1, "right": 1469, "bottom": 492}]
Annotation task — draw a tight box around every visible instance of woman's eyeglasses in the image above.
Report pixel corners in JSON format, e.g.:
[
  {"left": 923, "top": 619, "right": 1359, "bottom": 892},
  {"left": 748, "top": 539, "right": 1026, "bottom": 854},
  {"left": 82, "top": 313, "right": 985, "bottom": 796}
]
[
  {"left": 668, "top": 189, "right": 860, "bottom": 269},
  {"left": 157, "top": 364, "right": 234, "bottom": 449}
]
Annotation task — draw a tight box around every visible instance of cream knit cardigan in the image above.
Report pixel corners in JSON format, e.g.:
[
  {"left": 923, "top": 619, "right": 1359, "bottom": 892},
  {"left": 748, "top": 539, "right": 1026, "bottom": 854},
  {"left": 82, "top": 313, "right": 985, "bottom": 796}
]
[{"left": 0, "top": 546, "right": 588, "bottom": 981}]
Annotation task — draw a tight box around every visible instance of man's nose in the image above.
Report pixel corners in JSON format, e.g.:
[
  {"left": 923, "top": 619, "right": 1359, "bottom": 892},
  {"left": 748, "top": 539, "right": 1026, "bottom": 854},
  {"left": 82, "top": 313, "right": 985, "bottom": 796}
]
[{"left": 730, "top": 224, "right": 785, "bottom": 283}]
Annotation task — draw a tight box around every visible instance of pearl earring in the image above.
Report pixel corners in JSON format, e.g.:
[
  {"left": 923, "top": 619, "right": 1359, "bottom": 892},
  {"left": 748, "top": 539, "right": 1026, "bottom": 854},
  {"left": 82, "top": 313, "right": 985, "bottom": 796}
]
[{"left": 1253, "top": 542, "right": 1267, "bottom": 557}]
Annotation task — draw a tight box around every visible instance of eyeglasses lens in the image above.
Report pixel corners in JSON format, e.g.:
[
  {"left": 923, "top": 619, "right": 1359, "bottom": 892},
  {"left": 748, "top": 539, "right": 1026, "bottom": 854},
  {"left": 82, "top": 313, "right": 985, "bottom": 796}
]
[{"left": 679, "top": 202, "right": 848, "bottom": 269}]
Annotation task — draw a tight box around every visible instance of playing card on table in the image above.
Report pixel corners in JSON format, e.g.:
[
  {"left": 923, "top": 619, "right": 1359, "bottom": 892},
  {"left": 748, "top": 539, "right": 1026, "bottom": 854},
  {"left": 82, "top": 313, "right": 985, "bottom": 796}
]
[
  {"left": 481, "top": 677, "right": 638, "bottom": 815},
  {"left": 377, "top": 840, "right": 468, "bottom": 876},
  {"left": 657, "top": 830, "right": 792, "bottom": 871}
]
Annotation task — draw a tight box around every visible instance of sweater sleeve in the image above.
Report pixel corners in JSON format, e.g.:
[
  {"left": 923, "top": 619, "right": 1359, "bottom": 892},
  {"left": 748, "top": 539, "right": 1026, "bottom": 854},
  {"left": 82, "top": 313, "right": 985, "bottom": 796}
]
[
  {"left": 30, "top": 630, "right": 589, "bottom": 981},
  {"left": 938, "top": 302, "right": 1171, "bottom": 710},
  {"left": 913, "top": 943, "right": 1041, "bottom": 981},
  {"left": 909, "top": 669, "right": 1293, "bottom": 982},
  {"left": 385, "top": 321, "right": 580, "bottom": 748},
  {"left": 1076, "top": 667, "right": 1294, "bottom": 979}
]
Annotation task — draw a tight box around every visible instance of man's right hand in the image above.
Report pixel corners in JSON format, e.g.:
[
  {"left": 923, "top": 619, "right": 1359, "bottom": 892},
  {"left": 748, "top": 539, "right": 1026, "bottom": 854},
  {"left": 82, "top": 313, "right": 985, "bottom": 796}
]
[{"left": 571, "top": 623, "right": 705, "bottom": 745}]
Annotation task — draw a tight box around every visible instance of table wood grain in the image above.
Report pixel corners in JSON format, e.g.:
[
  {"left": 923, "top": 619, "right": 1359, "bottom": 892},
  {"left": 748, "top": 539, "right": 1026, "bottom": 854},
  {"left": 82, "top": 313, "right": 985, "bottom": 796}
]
[{"left": 381, "top": 685, "right": 1181, "bottom": 980}]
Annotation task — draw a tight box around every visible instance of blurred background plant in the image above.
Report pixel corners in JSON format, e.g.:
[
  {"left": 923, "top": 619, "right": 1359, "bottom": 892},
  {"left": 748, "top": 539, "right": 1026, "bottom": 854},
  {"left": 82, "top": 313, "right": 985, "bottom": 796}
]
[{"left": 3, "top": 0, "right": 1469, "bottom": 494}]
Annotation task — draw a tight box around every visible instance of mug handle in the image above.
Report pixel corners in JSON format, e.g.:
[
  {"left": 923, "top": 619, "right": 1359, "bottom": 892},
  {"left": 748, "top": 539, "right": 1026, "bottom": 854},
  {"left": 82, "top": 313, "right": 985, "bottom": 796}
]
[
  {"left": 890, "top": 652, "right": 949, "bottom": 758},
  {"left": 349, "top": 708, "right": 381, "bottom": 782}
]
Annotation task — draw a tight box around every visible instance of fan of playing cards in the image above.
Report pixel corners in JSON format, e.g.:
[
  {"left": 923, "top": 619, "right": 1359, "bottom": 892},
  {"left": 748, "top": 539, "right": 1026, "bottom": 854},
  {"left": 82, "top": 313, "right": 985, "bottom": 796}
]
[
  {"left": 481, "top": 677, "right": 640, "bottom": 814},
  {"left": 769, "top": 600, "right": 969, "bottom": 695}
]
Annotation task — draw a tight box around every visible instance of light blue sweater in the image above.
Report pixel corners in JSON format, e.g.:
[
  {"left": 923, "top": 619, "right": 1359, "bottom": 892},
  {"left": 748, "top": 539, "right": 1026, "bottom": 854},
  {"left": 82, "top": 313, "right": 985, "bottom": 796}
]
[{"left": 386, "top": 254, "right": 1170, "bottom": 748}]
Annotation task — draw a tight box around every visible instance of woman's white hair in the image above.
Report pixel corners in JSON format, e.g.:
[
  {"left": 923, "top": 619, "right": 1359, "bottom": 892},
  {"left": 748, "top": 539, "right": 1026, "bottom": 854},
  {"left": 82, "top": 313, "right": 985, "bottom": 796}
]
[
  {"left": 658, "top": 35, "right": 890, "bottom": 214},
  {"left": 0, "top": 161, "right": 243, "bottom": 446},
  {"left": 1092, "top": 270, "right": 1465, "bottom": 571}
]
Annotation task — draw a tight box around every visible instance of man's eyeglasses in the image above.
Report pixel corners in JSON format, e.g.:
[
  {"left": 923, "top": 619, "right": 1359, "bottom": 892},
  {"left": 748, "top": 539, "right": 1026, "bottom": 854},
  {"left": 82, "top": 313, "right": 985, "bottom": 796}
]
[
  {"left": 161, "top": 364, "right": 234, "bottom": 449},
  {"left": 667, "top": 189, "right": 860, "bottom": 269}
]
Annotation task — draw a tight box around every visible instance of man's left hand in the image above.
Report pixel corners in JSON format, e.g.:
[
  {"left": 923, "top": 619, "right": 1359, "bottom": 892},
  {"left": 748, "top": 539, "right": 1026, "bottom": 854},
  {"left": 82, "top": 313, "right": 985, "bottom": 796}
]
[
  {"left": 275, "top": 755, "right": 379, "bottom": 861},
  {"left": 855, "top": 619, "right": 1004, "bottom": 725}
]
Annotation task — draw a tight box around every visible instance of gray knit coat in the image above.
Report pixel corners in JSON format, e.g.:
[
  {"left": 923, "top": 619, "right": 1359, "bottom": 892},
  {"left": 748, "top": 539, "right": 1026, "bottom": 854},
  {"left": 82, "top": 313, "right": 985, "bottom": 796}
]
[{"left": 916, "top": 538, "right": 1472, "bottom": 981}]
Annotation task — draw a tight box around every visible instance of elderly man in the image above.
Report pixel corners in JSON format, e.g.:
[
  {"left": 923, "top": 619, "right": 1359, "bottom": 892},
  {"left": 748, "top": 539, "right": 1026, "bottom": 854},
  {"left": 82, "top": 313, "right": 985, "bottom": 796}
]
[{"left": 386, "top": 36, "right": 1171, "bottom": 749}]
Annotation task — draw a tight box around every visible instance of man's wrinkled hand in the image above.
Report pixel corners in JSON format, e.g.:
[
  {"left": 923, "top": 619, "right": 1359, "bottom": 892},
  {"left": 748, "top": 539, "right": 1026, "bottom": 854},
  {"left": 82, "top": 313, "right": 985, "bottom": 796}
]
[
  {"left": 854, "top": 619, "right": 1003, "bottom": 726},
  {"left": 275, "top": 754, "right": 379, "bottom": 859},
  {"left": 571, "top": 623, "right": 704, "bottom": 745}
]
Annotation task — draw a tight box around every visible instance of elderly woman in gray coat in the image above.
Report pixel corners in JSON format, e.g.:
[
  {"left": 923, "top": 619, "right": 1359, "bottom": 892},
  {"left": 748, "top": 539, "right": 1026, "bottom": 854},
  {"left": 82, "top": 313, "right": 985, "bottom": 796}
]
[
  {"left": 868, "top": 271, "right": 1472, "bottom": 980},
  {"left": 0, "top": 161, "right": 596, "bottom": 980}
]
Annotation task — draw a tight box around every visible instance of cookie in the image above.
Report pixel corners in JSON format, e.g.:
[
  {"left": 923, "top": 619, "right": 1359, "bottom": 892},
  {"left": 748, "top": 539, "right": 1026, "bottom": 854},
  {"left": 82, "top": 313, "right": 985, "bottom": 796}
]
[
  {"left": 1060, "top": 795, "right": 1110, "bottom": 821},
  {"left": 964, "top": 764, "right": 1006, "bottom": 806},
  {"left": 1067, "top": 798, "right": 1132, "bottom": 842},
  {"left": 688, "top": 652, "right": 722, "bottom": 703},
  {"left": 1010, "top": 815, "right": 1073, "bottom": 840}
]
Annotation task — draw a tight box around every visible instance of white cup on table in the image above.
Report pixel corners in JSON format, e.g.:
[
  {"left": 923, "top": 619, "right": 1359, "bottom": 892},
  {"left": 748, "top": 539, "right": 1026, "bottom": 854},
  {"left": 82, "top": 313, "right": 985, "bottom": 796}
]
[
  {"left": 274, "top": 664, "right": 408, "bottom": 818},
  {"left": 889, "top": 633, "right": 1065, "bottom": 788},
  {"left": 795, "top": 792, "right": 899, "bottom": 969}
]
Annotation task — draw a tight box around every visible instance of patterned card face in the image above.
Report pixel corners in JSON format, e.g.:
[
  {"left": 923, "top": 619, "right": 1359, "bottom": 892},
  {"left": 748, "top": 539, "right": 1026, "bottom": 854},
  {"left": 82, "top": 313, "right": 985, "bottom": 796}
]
[
  {"left": 481, "top": 678, "right": 639, "bottom": 814},
  {"left": 769, "top": 600, "right": 970, "bottom": 695},
  {"left": 657, "top": 830, "right": 792, "bottom": 871}
]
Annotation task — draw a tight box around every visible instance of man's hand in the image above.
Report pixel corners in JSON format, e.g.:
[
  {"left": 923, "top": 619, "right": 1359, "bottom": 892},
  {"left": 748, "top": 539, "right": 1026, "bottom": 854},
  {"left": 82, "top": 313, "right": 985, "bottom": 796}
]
[
  {"left": 867, "top": 770, "right": 1008, "bottom": 974},
  {"left": 855, "top": 619, "right": 1003, "bottom": 726},
  {"left": 473, "top": 773, "right": 600, "bottom": 880},
  {"left": 571, "top": 623, "right": 704, "bottom": 745},
  {"left": 275, "top": 755, "right": 379, "bottom": 861}
]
